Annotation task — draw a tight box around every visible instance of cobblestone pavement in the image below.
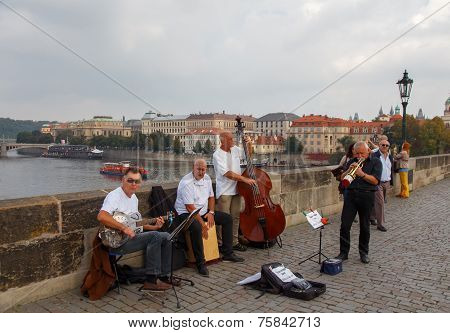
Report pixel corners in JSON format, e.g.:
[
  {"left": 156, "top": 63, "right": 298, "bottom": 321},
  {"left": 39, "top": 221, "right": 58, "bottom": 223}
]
[{"left": 9, "top": 179, "right": 450, "bottom": 313}]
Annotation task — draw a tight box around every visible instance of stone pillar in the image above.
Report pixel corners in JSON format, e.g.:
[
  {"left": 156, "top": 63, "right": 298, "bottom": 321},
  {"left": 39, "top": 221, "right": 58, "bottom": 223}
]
[{"left": 0, "top": 144, "right": 7, "bottom": 157}]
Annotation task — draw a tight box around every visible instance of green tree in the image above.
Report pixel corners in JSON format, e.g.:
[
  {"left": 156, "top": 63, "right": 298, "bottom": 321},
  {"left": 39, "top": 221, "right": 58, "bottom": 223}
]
[
  {"left": 70, "top": 135, "right": 86, "bottom": 145},
  {"left": 337, "top": 136, "right": 355, "bottom": 153},
  {"left": 16, "top": 130, "right": 53, "bottom": 143},
  {"left": 418, "top": 117, "right": 450, "bottom": 155},
  {"left": 55, "top": 130, "right": 74, "bottom": 144},
  {"left": 164, "top": 135, "right": 173, "bottom": 151},
  {"left": 328, "top": 151, "right": 345, "bottom": 165},
  {"left": 193, "top": 140, "right": 203, "bottom": 154},
  {"left": 173, "top": 137, "right": 182, "bottom": 154},
  {"left": 203, "top": 139, "right": 213, "bottom": 154},
  {"left": 16, "top": 131, "right": 33, "bottom": 143},
  {"left": 385, "top": 115, "right": 421, "bottom": 155},
  {"left": 285, "top": 136, "right": 303, "bottom": 154}
]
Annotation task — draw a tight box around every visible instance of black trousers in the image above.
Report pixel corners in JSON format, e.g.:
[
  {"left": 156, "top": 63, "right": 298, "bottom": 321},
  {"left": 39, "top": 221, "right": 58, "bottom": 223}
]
[
  {"left": 340, "top": 190, "right": 375, "bottom": 256},
  {"left": 175, "top": 211, "right": 233, "bottom": 266}
]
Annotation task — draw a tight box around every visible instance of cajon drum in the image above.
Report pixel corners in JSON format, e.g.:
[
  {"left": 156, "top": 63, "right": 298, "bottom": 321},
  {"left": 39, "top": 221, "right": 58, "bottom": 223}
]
[{"left": 185, "top": 224, "right": 220, "bottom": 264}]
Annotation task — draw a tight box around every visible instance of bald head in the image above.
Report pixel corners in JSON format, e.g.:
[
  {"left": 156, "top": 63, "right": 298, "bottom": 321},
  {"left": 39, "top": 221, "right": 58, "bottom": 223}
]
[
  {"left": 194, "top": 158, "right": 206, "bottom": 168},
  {"left": 219, "top": 131, "right": 233, "bottom": 151},
  {"left": 193, "top": 159, "right": 207, "bottom": 180}
]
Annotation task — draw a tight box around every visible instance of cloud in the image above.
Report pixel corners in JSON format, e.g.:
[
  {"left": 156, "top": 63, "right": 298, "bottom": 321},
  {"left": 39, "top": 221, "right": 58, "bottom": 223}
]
[{"left": 0, "top": 0, "right": 449, "bottom": 122}]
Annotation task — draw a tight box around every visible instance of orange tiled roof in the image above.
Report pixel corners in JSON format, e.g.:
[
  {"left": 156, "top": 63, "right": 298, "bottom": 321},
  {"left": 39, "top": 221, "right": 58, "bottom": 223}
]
[
  {"left": 389, "top": 114, "right": 403, "bottom": 121},
  {"left": 187, "top": 113, "right": 255, "bottom": 121},
  {"left": 291, "top": 115, "right": 351, "bottom": 127},
  {"left": 254, "top": 135, "right": 284, "bottom": 145},
  {"left": 185, "top": 127, "right": 223, "bottom": 135}
]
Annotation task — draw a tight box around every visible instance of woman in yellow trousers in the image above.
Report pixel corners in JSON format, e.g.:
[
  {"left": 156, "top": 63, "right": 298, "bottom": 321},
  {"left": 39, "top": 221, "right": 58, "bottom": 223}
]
[{"left": 395, "top": 142, "right": 410, "bottom": 198}]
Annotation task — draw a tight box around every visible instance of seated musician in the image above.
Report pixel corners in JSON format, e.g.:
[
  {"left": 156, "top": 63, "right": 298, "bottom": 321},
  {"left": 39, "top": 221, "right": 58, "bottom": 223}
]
[
  {"left": 174, "top": 159, "right": 244, "bottom": 277},
  {"left": 97, "top": 167, "right": 172, "bottom": 291}
]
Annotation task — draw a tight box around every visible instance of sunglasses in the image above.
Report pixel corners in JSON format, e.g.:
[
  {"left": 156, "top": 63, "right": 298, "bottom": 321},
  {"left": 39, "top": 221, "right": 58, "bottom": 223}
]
[
  {"left": 380, "top": 144, "right": 390, "bottom": 147},
  {"left": 126, "top": 178, "right": 141, "bottom": 184}
]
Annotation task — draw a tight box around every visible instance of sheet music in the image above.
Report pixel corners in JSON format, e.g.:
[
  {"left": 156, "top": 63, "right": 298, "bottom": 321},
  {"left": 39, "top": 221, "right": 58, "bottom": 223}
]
[
  {"left": 306, "top": 210, "right": 324, "bottom": 229},
  {"left": 270, "top": 265, "right": 297, "bottom": 283},
  {"left": 237, "top": 272, "right": 261, "bottom": 285}
]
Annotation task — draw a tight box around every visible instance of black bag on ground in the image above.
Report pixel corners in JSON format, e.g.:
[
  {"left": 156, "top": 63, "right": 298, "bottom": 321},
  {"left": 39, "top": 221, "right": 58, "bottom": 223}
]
[
  {"left": 116, "top": 265, "right": 147, "bottom": 284},
  {"left": 247, "top": 262, "right": 326, "bottom": 301}
]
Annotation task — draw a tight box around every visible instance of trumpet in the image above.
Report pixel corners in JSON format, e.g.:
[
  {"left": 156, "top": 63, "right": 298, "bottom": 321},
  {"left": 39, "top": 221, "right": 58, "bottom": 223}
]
[{"left": 341, "top": 157, "right": 365, "bottom": 188}]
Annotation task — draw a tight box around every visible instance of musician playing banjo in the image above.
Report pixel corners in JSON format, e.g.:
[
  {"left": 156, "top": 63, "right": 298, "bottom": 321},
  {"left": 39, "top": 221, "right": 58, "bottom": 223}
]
[{"left": 97, "top": 167, "right": 172, "bottom": 291}]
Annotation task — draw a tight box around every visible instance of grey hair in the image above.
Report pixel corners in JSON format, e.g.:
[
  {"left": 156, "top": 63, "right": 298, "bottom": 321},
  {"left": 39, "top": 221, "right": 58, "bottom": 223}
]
[
  {"left": 354, "top": 141, "right": 368, "bottom": 150},
  {"left": 194, "top": 158, "right": 207, "bottom": 167}
]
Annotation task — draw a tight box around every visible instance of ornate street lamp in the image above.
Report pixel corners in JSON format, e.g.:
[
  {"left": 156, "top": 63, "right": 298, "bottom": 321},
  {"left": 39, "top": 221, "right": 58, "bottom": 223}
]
[{"left": 396, "top": 70, "right": 413, "bottom": 145}]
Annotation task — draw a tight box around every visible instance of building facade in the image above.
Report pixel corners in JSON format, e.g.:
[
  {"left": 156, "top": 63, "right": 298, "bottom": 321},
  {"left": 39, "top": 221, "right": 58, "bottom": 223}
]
[
  {"left": 255, "top": 113, "right": 298, "bottom": 138},
  {"left": 441, "top": 97, "right": 450, "bottom": 129},
  {"left": 186, "top": 111, "right": 256, "bottom": 133},
  {"left": 141, "top": 113, "right": 189, "bottom": 146},
  {"left": 73, "top": 116, "right": 131, "bottom": 139},
  {"left": 289, "top": 115, "right": 351, "bottom": 153},
  {"left": 349, "top": 121, "right": 388, "bottom": 142},
  {"left": 184, "top": 128, "right": 222, "bottom": 153},
  {"left": 252, "top": 135, "right": 285, "bottom": 154}
]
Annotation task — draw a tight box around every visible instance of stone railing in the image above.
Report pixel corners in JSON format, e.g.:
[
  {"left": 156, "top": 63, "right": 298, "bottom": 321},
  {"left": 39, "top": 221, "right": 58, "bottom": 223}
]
[{"left": 1, "top": 153, "right": 449, "bottom": 310}]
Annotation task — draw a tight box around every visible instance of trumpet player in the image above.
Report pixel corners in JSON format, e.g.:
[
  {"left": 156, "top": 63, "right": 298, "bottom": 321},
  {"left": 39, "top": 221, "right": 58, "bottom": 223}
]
[{"left": 336, "top": 141, "right": 382, "bottom": 264}]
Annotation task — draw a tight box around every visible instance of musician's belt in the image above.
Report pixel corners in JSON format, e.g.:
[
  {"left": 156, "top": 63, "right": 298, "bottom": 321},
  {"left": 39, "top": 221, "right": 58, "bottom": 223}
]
[{"left": 347, "top": 188, "right": 377, "bottom": 192}]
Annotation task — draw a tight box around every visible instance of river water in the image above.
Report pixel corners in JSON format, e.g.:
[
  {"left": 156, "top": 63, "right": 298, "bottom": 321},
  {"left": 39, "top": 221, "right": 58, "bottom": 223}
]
[{"left": 0, "top": 151, "right": 198, "bottom": 200}]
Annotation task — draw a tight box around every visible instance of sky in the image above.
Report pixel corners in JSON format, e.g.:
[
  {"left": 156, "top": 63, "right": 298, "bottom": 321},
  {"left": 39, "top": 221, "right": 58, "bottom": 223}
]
[{"left": 0, "top": 0, "right": 449, "bottom": 122}]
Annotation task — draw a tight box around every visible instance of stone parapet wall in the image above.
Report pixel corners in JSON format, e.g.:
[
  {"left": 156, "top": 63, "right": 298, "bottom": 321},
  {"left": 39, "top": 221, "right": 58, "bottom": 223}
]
[{"left": 1, "top": 154, "right": 449, "bottom": 310}]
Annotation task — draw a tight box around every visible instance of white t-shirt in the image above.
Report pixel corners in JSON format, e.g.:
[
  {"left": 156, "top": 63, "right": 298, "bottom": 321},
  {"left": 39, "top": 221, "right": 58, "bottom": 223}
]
[
  {"left": 213, "top": 146, "right": 243, "bottom": 198},
  {"left": 100, "top": 187, "right": 139, "bottom": 227},
  {"left": 174, "top": 172, "right": 214, "bottom": 216}
]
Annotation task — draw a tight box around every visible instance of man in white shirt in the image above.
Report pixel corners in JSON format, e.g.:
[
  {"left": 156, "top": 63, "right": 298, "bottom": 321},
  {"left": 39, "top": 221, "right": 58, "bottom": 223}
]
[
  {"left": 174, "top": 159, "right": 244, "bottom": 277},
  {"left": 97, "top": 167, "right": 172, "bottom": 291},
  {"left": 213, "top": 131, "right": 256, "bottom": 251},
  {"left": 369, "top": 139, "right": 394, "bottom": 232}
]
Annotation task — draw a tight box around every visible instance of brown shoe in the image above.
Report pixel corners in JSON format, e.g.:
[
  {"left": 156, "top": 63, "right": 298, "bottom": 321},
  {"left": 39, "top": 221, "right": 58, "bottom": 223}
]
[
  {"left": 141, "top": 280, "right": 171, "bottom": 291},
  {"left": 160, "top": 277, "right": 181, "bottom": 287}
]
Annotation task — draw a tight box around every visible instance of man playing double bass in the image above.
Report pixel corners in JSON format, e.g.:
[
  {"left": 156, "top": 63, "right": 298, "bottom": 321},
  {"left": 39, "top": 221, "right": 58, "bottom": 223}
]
[{"left": 213, "top": 131, "right": 256, "bottom": 251}]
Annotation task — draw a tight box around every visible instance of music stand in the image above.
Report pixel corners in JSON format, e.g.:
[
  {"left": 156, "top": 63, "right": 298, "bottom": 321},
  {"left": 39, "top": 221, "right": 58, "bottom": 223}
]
[
  {"left": 168, "top": 208, "right": 201, "bottom": 308},
  {"left": 299, "top": 210, "right": 329, "bottom": 266}
]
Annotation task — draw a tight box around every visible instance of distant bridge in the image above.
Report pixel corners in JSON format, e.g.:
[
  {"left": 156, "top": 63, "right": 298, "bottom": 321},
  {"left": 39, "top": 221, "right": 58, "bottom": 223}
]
[{"left": 0, "top": 142, "right": 52, "bottom": 157}]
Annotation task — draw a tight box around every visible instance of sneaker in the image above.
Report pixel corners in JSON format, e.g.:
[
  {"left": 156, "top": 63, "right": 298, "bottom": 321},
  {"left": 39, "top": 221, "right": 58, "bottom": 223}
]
[
  {"left": 370, "top": 219, "right": 377, "bottom": 226},
  {"left": 222, "top": 253, "right": 245, "bottom": 263},
  {"left": 197, "top": 264, "right": 209, "bottom": 277},
  {"left": 232, "top": 243, "right": 247, "bottom": 252},
  {"left": 141, "top": 280, "right": 171, "bottom": 291}
]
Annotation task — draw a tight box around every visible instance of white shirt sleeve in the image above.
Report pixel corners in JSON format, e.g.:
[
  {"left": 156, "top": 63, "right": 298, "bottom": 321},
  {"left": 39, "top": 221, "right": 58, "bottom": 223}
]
[
  {"left": 213, "top": 151, "right": 229, "bottom": 177},
  {"left": 100, "top": 192, "right": 118, "bottom": 215}
]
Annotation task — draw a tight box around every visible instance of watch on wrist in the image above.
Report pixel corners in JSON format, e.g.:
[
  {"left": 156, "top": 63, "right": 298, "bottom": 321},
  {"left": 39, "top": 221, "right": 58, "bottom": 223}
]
[{"left": 208, "top": 211, "right": 215, "bottom": 215}]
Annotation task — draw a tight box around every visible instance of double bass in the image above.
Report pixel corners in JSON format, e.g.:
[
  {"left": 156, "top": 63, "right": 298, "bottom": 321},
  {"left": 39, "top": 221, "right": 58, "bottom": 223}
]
[{"left": 235, "top": 116, "right": 286, "bottom": 243}]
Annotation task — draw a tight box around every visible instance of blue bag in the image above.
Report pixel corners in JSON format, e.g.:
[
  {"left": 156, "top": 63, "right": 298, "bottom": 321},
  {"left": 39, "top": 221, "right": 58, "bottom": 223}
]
[{"left": 320, "top": 258, "right": 342, "bottom": 275}]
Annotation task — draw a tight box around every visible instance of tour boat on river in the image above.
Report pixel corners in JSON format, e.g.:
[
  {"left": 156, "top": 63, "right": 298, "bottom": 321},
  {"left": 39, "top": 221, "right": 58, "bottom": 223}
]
[
  {"left": 99, "top": 161, "right": 148, "bottom": 179},
  {"left": 42, "top": 144, "right": 103, "bottom": 159}
]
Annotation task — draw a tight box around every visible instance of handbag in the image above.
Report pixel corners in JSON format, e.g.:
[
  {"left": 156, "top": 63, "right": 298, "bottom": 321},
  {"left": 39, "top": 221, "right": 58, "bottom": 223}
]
[{"left": 394, "top": 160, "right": 400, "bottom": 173}]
